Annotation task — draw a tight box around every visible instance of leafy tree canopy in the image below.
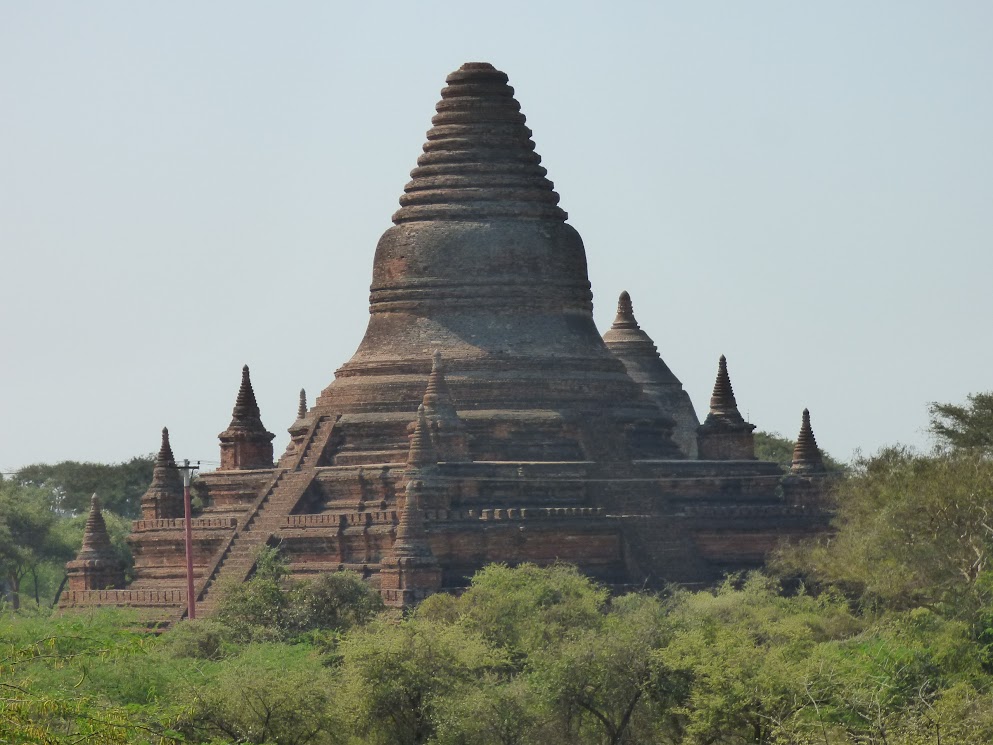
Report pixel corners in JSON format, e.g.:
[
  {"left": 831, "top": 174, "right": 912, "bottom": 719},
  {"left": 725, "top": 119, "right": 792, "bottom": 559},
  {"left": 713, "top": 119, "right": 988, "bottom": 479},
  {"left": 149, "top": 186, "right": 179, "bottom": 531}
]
[
  {"left": 774, "top": 446, "right": 993, "bottom": 613},
  {"left": 0, "top": 482, "right": 76, "bottom": 609},
  {"left": 14, "top": 455, "right": 153, "bottom": 518},
  {"left": 930, "top": 391, "right": 993, "bottom": 452},
  {"left": 214, "top": 546, "right": 383, "bottom": 644}
]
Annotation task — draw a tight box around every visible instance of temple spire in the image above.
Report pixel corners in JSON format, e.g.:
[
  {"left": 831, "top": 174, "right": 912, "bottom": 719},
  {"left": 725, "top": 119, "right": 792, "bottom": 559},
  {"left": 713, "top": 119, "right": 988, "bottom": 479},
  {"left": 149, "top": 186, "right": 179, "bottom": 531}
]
[
  {"left": 708, "top": 355, "right": 743, "bottom": 423},
  {"left": 407, "top": 405, "right": 437, "bottom": 468},
  {"left": 140, "top": 427, "right": 184, "bottom": 520},
  {"left": 297, "top": 388, "right": 308, "bottom": 420},
  {"left": 64, "top": 495, "right": 124, "bottom": 592},
  {"left": 392, "top": 477, "right": 432, "bottom": 560},
  {"left": 602, "top": 290, "right": 698, "bottom": 458},
  {"left": 393, "top": 62, "right": 566, "bottom": 224},
  {"left": 79, "top": 495, "right": 114, "bottom": 559},
  {"left": 218, "top": 365, "right": 275, "bottom": 470},
  {"left": 422, "top": 350, "right": 455, "bottom": 416},
  {"left": 157, "top": 426, "right": 177, "bottom": 467},
  {"left": 697, "top": 355, "right": 756, "bottom": 460},
  {"left": 230, "top": 365, "right": 263, "bottom": 427},
  {"left": 379, "top": 403, "right": 444, "bottom": 608},
  {"left": 611, "top": 291, "right": 638, "bottom": 330},
  {"left": 791, "top": 409, "right": 826, "bottom": 474}
]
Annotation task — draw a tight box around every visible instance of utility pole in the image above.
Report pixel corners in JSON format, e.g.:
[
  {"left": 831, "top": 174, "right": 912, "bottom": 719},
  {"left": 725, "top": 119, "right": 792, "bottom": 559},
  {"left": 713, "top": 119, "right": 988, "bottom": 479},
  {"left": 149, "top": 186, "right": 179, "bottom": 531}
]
[{"left": 177, "top": 459, "right": 200, "bottom": 620}]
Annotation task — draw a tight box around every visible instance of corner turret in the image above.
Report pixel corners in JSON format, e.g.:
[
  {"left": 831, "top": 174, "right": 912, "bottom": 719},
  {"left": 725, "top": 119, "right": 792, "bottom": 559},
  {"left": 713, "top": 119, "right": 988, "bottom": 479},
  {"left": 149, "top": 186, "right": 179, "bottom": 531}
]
[
  {"left": 380, "top": 406, "right": 443, "bottom": 608},
  {"left": 603, "top": 291, "right": 699, "bottom": 457},
  {"left": 66, "top": 495, "right": 124, "bottom": 592},
  {"left": 697, "top": 355, "right": 756, "bottom": 459},
  {"left": 420, "top": 351, "right": 469, "bottom": 462},
  {"left": 140, "top": 427, "right": 184, "bottom": 520},
  {"left": 218, "top": 365, "right": 275, "bottom": 470},
  {"left": 791, "top": 409, "right": 825, "bottom": 474}
]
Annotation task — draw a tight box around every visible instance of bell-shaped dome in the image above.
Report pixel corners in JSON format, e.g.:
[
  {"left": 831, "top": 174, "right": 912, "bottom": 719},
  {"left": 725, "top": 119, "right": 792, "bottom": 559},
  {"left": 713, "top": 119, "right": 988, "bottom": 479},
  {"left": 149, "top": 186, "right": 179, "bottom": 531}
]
[{"left": 311, "top": 63, "right": 680, "bottom": 464}]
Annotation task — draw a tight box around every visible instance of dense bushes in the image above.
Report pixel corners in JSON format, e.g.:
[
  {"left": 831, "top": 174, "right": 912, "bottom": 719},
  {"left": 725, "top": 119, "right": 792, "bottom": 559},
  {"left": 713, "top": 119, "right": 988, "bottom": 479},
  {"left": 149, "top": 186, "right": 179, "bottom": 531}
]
[
  {"left": 4, "top": 557, "right": 993, "bottom": 744},
  {"left": 6, "top": 395, "right": 993, "bottom": 743}
]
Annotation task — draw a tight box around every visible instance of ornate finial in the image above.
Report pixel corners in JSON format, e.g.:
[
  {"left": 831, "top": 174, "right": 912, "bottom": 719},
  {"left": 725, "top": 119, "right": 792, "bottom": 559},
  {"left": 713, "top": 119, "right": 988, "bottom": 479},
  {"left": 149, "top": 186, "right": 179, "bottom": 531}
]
[
  {"left": 391, "top": 477, "right": 432, "bottom": 559},
  {"left": 297, "top": 389, "right": 307, "bottom": 420},
  {"left": 230, "top": 365, "right": 262, "bottom": 424},
  {"left": 65, "top": 492, "right": 124, "bottom": 592},
  {"left": 791, "top": 408, "right": 825, "bottom": 474},
  {"left": 78, "top": 494, "right": 114, "bottom": 559},
  {"left": 697, "top": 355, "right": 755, "bottom": 459},
  {"left": 218, "top": 364, "right": 275, "bottom": 470},
  {"left": 157, "top": 427, "right": 177, "bottom": 468},
  {"left": 611, "top": 291, "right": 639, "bottom": 330},
  {"left": 392, "top": 62, "right": 566, "bottom": 224},
  {"left": 141, "top": 426, "right": 184, "bottom": 519},
  {"left": 709, "top": 355, "right": 742, "bottom": 421},
  {"left": 407, "top": 405, "right": 437, "bottom": 468},
  {"left": 423, "top": 351, "right": 456, "bottom": 416}
]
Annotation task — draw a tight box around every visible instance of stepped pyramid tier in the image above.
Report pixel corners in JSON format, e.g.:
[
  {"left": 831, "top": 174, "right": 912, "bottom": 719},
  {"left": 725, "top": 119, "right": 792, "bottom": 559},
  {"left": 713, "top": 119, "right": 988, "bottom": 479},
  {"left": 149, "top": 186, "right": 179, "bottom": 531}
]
[
  {"left": 313, "top": 61, "right": 682, "bottom": 465},
  {"left": 602, "top": 291, "right": 700, "bottom": 458},
  {"left": 67, "top": 62, "right": 833, "bottom": 625},
  {"left": 140, "top": 427, "right": 185, "bottom": 520},
  {"left": 791, "top": 409, "right": 826, "bottom": 474},
  {"left": 65, "top": 495, "right": 124, "bottom": 592},
  {"left": 219, "top": 365, "right": 275, "bottom": 470},
  {"left": 697, "top": 355, "right": 757, "bottom": 460}
]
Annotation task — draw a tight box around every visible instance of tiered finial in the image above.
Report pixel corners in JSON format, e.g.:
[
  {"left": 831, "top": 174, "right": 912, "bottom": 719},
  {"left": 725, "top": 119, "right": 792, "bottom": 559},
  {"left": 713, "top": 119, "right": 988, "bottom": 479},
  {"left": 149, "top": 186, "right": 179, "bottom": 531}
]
[
  {"left": 791, "top": 409, "right": 826, "bottom": 474},
  {"left": 141, "top": 427, "right": 184, "bottom": 520},
  {"left": 157, "top": 427, "right": 175, "bottom": 466},
  {"left": 697, "top": 355, "right": 756, "bottom": 460},
  {"left": 64, "top": 494, "right": 124, "bottom": 593},
  {"left": 218, "top": 364, "right": 275, "bottom": 470},
  {"left": 422, "top": 351, "right": 458, "bottom": 418},
  {"left": 392, "top": 62, "right": 566, "bottom": 224},
  {"left": 611, "top": 291, "right": 639, "bottom": 330},
  {"left": 407, "top": 405, "right": 437, "bottom": 468},
  {"left": 230, "top": 365, "right": 263, "bottom": 426},
  {"left": 708, "top": 355, "right": 744, "bottom": 423},
  {"left": 297, "top": 389, "right": 307, "bottom": 420},
  {"left": 78, "top": 495, "right": 113, "bottom": 558},
  {"left": 391, "top": 477, "right": 433, "bottom": 559}
]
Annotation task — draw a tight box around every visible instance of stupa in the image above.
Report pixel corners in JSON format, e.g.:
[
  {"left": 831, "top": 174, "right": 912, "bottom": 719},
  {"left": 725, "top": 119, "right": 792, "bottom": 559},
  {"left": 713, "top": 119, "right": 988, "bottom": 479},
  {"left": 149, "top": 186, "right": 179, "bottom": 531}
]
[{"left": 62, "top": 63, "right": 830, "bottom": 622}]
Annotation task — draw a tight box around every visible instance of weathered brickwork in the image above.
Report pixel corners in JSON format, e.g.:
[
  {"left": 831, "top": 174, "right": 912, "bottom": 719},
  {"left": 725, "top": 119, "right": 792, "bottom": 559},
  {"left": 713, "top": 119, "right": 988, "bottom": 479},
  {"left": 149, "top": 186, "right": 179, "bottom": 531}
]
[{"left": 65, "top": 63, "right": 831, "bottom": 623}]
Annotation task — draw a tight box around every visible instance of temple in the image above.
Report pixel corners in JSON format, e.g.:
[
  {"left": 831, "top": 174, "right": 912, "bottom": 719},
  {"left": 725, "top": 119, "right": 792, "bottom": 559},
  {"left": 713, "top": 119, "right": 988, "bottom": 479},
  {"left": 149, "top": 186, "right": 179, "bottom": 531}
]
[{"left": 62, "top": 62, "right": 831, "bottom": 622}]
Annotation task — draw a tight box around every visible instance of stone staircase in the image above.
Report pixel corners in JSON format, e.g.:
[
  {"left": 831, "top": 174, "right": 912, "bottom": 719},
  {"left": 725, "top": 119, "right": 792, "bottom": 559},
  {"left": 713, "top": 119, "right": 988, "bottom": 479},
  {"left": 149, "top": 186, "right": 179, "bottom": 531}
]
[
  {"left": 181, "top": 415, "right": 340, "bottom": 620},
  {"left": 295, "top": 414, "right": 339, "bottom": 469}
]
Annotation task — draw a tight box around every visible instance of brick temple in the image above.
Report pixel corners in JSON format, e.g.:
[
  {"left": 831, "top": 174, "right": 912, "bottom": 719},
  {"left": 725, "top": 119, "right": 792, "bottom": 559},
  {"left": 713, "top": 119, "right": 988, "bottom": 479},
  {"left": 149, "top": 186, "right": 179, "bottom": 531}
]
[{"left": 62, "top": 63, "right": 830, "bottom": 622}]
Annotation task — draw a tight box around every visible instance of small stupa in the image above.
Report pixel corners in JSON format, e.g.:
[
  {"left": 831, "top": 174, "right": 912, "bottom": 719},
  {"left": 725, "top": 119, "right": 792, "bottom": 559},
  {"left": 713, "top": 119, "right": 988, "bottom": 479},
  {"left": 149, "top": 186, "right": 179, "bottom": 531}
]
[{"left": 65, "top": 495, "right": 124, "bottom": 592}]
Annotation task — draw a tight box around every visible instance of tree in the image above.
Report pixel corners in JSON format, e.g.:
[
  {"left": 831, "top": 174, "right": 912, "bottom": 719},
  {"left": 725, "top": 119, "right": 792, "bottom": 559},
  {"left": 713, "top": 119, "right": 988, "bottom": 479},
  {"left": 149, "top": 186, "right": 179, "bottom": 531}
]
[
  {"left": 0, "top": 483, "right": 75, "bottom": 609},
  {"left": 0, "top": 608, "right": 186, "bottom": 744},
  {"left": 14, "top": 456, "right": 154, "bottom": 517},
  {"left": 454, "top": 562, "right": 608, "bottom": 663},
  {"left": 337, "top": 617, "right": 508, "bottom": 745},
  {"left": 182, "top": 644, "right": 343, "bottom": 745},
  {"left": 929, "top": 391, "right": 993, "bottom": 452},
  {"left": 774, "top": 447, "right": 993, "bottom": 613},
  {"left": 533, "top": 593, "right": 688, "bottom": 745},
  {"left": 214, "top": 546, "right": 383, "bottom": 643}
]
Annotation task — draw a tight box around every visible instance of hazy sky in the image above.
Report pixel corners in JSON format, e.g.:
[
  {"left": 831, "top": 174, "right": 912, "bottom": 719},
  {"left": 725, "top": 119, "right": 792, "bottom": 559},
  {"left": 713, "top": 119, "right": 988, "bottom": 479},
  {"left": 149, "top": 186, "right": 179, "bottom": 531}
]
[{"left": 2, "top": 2, "right": 991, "bottom": 473}]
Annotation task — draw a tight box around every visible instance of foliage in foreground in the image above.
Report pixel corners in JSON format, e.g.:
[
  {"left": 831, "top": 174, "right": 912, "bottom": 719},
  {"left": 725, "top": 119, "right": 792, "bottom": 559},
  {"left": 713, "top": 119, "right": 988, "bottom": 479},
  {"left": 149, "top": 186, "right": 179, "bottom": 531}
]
[
  {"left": 3, "top": 559, "right": 993, "bottom": 744},
  {"left": 4, "top": 392, "right": 993, "bottom": 743}
]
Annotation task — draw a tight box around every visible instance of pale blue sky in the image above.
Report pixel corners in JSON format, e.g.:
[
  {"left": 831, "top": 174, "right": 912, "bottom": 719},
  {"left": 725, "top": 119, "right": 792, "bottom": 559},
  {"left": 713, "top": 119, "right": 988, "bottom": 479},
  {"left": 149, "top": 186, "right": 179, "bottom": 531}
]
[{"left": 2, "top": 2, "right": 991, "bottom": 472}]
